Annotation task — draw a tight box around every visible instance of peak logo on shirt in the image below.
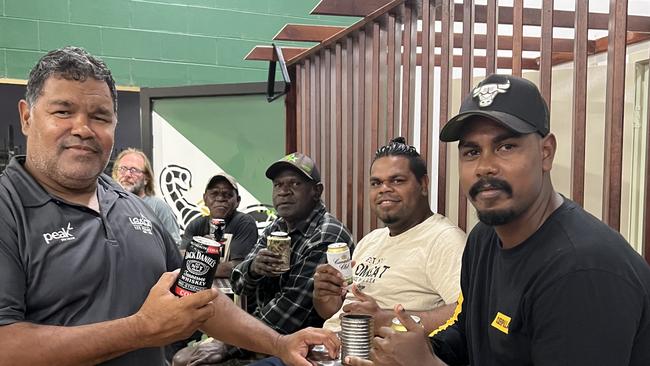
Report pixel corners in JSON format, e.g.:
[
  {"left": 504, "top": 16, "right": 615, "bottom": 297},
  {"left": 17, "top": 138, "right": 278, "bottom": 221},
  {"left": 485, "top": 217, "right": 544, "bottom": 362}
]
[
  {"left": 129, "top": 213, "right": 153, "bottom": 235},
  {"left": 491, "top": 311, "right": 511, "bottom": 334},
  {"left": 43, "top": 222, "right": 76, "bottom": 245}
]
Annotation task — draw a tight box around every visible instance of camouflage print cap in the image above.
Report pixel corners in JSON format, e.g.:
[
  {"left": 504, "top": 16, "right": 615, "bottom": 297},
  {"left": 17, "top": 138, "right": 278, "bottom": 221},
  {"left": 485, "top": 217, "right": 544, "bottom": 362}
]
[{"left": 265, "top": 152, "right": 321, "bottom": 183}]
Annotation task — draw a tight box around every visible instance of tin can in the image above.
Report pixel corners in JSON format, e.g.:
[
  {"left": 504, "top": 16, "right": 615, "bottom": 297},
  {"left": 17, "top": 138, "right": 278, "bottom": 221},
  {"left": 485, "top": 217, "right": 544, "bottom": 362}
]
[
  {"left": 390, "top": 315, "right": 422, "bottom": 332},
  {"left": 266, "top": 231, "right": 291, "bottom": 272},
  {"left": 326, "top": 243, "right": 353, "bottom": 285},
  {"left": 172, "top": 236, "right": 222, "bottom": 297}
]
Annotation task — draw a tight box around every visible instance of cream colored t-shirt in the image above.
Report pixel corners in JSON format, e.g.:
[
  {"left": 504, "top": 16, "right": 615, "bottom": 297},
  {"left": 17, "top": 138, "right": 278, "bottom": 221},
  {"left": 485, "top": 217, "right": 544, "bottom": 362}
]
[{"left": 323, "top": 214, "right": 466, "bottom": 331}]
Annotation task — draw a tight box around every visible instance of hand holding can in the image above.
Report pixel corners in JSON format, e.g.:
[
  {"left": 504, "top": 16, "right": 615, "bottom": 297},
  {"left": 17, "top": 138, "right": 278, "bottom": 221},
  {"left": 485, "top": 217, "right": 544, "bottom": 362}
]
[
  {"left": 172, "top": 236, "right": 222, "bottom": 297},
  {"left": 266, "top": 231, "right": 291, "bottom": 272},
  {"left": 326, "top": 243, "right": 353, "bottom": 285}
]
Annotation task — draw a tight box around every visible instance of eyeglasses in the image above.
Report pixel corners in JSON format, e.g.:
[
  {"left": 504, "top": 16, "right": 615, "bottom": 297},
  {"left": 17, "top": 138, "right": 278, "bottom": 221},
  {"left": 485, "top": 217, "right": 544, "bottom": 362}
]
[{"left": 118, "top": 166, "right": 144, "bottom": 175}]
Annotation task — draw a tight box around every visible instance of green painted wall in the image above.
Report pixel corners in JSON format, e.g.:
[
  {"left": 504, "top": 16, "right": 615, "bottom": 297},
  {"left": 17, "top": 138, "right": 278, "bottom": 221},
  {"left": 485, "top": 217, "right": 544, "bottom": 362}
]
[
  {"left": 153, "top": 95, "right": 285, "bottom": 202},
  {"left": 0, "top": 0, "right": 355, "bottom": 86}
]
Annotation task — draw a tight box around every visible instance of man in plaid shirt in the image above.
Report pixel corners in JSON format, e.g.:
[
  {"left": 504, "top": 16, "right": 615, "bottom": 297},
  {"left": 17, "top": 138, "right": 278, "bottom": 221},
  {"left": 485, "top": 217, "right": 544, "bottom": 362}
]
[{"left": 231, "top": 152, "right": 354, "bottom": 334}]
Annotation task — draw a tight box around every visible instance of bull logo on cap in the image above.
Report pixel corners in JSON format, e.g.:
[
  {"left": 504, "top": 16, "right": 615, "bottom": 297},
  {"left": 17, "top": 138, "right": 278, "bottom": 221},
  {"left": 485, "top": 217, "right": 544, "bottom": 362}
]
[{"left": 472, "top": 80, "right": 510, "bottom": 107}]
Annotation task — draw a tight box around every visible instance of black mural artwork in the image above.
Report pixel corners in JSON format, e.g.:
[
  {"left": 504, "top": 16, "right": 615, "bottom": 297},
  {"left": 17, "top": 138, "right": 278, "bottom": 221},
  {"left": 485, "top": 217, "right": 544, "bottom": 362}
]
[{"left": 159, "top": 164, "right": 204, "bottom": 231}]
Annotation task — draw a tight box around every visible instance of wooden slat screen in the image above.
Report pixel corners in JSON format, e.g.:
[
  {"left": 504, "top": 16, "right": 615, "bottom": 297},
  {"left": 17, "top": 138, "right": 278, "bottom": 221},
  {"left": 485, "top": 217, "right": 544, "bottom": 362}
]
[{"left": 269, "top": 0, "right": 649, "bottom": 259}]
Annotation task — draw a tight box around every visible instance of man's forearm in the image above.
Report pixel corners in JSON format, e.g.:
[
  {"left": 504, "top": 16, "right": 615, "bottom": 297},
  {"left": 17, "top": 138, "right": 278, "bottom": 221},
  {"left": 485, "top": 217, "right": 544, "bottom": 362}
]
[
  {"left": 0, "top": 317, "right": 146, "bottom": 366},
  {"left": 372, "top": 303, "right": 456, "bottom": 333},
  {"left": 415, "top": 304, "right": 456, "bottom": 333},
  {"left": 201, "top": 291, "right": 282, "bottom": 356}
]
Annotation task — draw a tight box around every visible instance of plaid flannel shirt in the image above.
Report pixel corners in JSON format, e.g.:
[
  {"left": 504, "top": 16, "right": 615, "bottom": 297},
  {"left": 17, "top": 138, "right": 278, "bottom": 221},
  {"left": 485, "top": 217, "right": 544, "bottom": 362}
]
[{"left": 230, "top": 201, "right": 354, "bottom": 334}]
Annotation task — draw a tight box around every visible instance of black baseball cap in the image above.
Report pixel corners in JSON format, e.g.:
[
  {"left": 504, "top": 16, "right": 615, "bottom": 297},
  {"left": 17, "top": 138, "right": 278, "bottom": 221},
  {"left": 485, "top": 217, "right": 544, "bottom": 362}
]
[
  {"left": 440, "top": 74, "right": 550, "bottom": 142},
  {"left": 265, "top": 152, "right": 321, "bottom": 183}
]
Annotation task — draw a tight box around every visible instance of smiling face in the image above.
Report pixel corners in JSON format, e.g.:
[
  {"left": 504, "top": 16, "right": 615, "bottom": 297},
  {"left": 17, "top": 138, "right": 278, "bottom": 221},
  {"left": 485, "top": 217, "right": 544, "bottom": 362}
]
[
  {"left": 19, "top": 76, "right": 116, "bottom": 190},
  {"left": 369, "top": 156, "right": 430, "bottom": 233},
  {"left": 203, "top": 180, "right": 239, "bottom": 220},
  {"left": 458, "top": 117, "right": 554, "bottom": 226},
  {"left": 271, "top": 169, "right": 321, "bottom": 225}
]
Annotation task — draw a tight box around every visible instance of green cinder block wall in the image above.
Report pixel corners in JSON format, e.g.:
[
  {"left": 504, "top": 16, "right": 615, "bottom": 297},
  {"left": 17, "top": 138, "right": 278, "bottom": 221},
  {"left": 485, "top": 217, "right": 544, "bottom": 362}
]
[{"left": 0, "top": 0, "right": 355, "bottom": 87}]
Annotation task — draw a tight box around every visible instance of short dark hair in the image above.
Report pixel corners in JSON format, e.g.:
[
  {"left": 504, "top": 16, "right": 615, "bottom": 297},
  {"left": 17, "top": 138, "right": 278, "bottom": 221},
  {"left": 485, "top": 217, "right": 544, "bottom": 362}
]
[
  {"left": 26, "top": 46, "right": 118, "bottom": 113},
  {"left": 373, "top": 137, "right": 427, "bottom": 181}
]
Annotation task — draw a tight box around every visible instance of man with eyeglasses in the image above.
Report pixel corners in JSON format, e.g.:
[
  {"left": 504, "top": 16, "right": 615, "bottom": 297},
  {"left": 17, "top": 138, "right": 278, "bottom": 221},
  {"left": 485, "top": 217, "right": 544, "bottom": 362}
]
[
  {"left": 112, "top": 148, "right": 181, "bottom": 246},
  {"left": 181, "top": 173, "right": 258, "bottom": 278}
]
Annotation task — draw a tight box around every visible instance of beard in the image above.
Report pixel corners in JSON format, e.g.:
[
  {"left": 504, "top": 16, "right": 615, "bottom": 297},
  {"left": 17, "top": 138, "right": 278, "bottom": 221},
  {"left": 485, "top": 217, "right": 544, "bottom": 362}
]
[
  {"left": 476, "top": 208, "right": 518, "bottom": 226},
  {"left": 122, "top": 178, "right": 145, "bottom": 195},
  {"left": 469, "top": 177, "right": 517, "bottom": 226}
]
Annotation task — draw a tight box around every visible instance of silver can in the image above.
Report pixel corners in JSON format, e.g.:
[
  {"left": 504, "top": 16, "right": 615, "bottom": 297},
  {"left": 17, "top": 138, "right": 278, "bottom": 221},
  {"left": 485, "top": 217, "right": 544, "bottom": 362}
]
[
  {"left": 326, "top": 243, "right": 353, "bottom": 285},
  {"left": 267, "top": 231, "right": 291, "bottom": 272}
]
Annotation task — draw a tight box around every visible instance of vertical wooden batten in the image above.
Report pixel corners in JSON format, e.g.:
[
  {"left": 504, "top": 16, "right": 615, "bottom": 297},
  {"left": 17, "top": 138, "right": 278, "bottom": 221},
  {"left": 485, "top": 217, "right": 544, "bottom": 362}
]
[
  {"left": 458, "top": 0, "right": 475, "bottom": 232},
  {"left": 401, "top": 4, "right": 417, "bottom": 142},
  {"left": 438, "top": 0, "right": 455, "bottom": 216},
  {"left": 539, "top": 0, "right": 554, "bottom": 105},
  {"left": 602, "top": 0, "right": 628, "bottom": 230},
  {"left": 486, "top": 0, "right": 498, "bottom": 74},
  {"left": 512, "top": 0, "right": 524, "bottom": 76},
  {"left": 643, "top": 46, "right": 650, "bottom": 264},
  {"left": 420, "top": 0, "right": 436, "bottom": 178},
  {"left": 571, "top": 0, "right": 589, "bottom": 206}
]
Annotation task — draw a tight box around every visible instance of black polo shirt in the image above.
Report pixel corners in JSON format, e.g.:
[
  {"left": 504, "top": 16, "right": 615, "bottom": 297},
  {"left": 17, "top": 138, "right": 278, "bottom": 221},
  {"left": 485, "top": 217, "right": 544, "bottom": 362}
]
[{"left": 0, "top": 157, "right": 182, "bottom": 365}]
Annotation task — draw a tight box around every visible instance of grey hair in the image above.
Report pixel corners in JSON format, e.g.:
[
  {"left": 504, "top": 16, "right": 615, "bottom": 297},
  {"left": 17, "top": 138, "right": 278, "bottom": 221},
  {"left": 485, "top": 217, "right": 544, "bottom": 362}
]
[{"left": 25, "top": 46, "right": 118, "bottom": 113}]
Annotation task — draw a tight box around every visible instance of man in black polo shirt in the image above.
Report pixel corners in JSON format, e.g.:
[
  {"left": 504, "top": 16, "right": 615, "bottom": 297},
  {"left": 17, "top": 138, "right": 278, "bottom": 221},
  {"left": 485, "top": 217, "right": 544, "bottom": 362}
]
[
  {"left": 181, "top": 172, "right": 258, "bottom": 278},
  {"left": 0, "top": 46, "right": 340, "bottom": 366}
]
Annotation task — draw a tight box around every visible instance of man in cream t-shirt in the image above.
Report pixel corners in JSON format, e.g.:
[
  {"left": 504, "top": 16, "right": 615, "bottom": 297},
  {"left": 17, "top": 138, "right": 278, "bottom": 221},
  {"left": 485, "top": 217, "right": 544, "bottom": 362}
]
[{"left": 314, "top": 137, "right": 466, "bottom": 333}]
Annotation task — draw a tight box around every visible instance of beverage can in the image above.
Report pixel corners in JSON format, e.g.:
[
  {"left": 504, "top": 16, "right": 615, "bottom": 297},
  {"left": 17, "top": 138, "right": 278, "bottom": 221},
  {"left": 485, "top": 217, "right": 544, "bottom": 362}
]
[
  {"left": 266, "top": 231, "right": 291, "bottom": 272},
  {"left": 172, "top": 236, "right": 222, "bottom": 297},
  {"left": 326, "top": 243, "right": 353, "bottom": 285},
  {"left": 390, "top": 315, "right": 422, "bottom": 332},
  {"left": 209, "top": 218, "right": 226, "bottom": 243}
]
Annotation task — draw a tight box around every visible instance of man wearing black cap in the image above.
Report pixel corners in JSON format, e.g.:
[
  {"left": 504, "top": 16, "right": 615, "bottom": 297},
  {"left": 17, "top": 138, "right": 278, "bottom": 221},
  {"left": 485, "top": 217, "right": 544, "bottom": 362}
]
[
  {"left": 181, "top": 172, "right": 258, "bottom": 278},
  {"left": 231, "top": 152, "right": 354, "bottom": 335},
  {"left": 346, "top": 74, "right": 650, "bottom": 366}
]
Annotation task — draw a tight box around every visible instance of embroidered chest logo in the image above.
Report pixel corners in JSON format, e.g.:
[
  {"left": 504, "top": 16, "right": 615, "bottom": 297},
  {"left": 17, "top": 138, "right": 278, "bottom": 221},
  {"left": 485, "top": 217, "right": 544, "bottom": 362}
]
[
  {"left": 43, "top": 222, "right": 76, "bottom": 245},
  {"left": 129, "top": 213, "right": 153, "bottom": 235},
  {"left": 491, "top": 311, "right": 511, "bottom": 334}
]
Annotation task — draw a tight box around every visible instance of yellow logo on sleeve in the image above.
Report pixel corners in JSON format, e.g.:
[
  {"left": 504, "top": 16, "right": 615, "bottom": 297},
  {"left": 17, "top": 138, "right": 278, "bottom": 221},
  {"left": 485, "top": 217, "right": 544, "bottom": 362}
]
[{"left": 491, "top": 312, "right": 511, "bottom": 334}]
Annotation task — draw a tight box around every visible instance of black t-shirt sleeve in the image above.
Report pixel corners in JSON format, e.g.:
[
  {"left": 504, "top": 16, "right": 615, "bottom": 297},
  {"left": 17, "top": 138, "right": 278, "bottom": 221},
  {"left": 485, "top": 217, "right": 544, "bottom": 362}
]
[
  {"left": 228, "top": 213, "right": 258, "bottom": 261},
  {"left": 528, "top": 269, "right": 644, "bottom": 366},
  {"left": 180, "top": 216, "right": 208, "bottom": 250},
  {"left": 430, "top": 295, "right": 469, "bottom": 365},
  {"left": 430, "top": 230, "right": 473, "bottom": 366}
]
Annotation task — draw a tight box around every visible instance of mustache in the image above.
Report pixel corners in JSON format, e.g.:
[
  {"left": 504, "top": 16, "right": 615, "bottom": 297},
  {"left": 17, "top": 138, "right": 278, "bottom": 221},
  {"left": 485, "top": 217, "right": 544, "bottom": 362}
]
[
  {"left": 61, "top": 137, "right": 103, "bottom": 153},
  {"left": 469, "top": 177, "right": 513, "bottom": 200}
]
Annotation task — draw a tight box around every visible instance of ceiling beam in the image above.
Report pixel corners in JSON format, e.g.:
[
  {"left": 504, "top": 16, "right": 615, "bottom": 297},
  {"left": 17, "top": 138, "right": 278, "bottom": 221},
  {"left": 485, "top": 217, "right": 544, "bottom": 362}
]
[
  {"left": 244, "top": 46, "right": 309, "bottom": 62},
  {"left": 274, "top": 24, "right": 345, "bottom": 42},
  {"left": 311, "top": 0, "right": 393, "bottom": 17},
  {"left": 246, "top": 45, "right": 540, "bottom": 70}
]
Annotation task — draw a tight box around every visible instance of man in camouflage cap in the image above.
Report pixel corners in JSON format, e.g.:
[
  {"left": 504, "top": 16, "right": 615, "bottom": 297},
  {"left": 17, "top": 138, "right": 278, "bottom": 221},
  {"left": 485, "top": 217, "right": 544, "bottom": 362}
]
[{"left": 231, "top": 152, "right": 353, "bottom": 334}]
